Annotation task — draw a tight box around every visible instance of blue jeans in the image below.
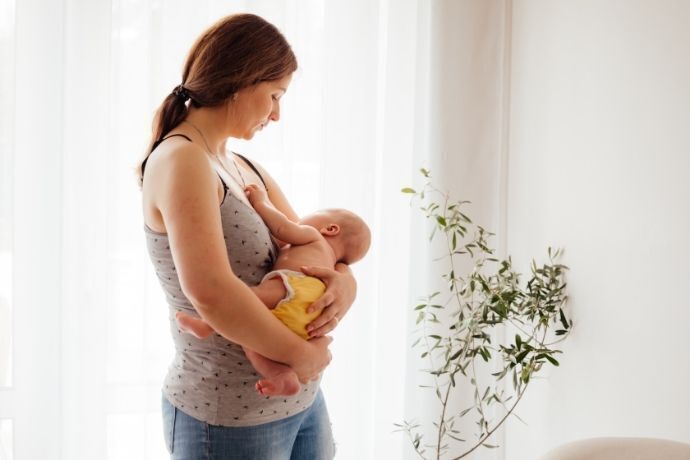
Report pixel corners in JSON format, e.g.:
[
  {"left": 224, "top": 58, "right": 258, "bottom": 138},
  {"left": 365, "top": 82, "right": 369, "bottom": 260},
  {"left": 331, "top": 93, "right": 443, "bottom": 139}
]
[{"left": 161, "top": 391, "right": 335, "bottom": 459}]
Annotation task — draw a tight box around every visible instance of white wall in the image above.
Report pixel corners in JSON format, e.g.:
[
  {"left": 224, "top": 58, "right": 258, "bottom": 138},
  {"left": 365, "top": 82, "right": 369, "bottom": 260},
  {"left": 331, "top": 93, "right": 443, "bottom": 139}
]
[{"left": 505, "top": 1, "right": 690, "bottom": 458}]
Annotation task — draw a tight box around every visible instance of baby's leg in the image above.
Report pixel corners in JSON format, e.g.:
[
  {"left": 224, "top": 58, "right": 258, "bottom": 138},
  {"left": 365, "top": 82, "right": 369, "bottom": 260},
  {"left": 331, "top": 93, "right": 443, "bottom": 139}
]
[
  {"left": 250, "top": 277, "right": 287, "bottom": 309},
  {"left": 243, "top": 347, "right": 301, "bottom": 396},
  {"left": 176, "top": 311, "right": 215, "bottom": 339},
  {"left": 245, "top": 276, "right": 299, "bottom": 395}
]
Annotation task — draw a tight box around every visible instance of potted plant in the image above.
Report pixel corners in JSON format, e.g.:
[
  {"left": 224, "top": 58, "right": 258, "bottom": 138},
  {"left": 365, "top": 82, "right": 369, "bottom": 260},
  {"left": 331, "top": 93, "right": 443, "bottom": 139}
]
[{"left": 397, "top": 169, "right": 572, "bottom": 459}]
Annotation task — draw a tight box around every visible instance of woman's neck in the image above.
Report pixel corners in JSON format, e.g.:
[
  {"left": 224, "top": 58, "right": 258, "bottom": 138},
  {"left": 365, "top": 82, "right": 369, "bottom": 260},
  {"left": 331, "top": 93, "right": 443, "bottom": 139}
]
[{"left": 184, "top": 106, "right": 229, "bottom": 155}]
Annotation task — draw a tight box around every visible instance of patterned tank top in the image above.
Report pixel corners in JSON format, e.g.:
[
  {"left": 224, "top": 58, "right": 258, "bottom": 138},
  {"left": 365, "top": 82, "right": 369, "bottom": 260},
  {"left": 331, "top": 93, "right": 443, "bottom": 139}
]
[{"left": 144, "top": 142, "right": 320, "bottom": 426}]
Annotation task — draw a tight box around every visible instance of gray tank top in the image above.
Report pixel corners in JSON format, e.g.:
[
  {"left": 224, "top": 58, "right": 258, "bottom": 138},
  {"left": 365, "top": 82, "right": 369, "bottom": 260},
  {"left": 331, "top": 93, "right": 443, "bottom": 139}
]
[{"left": 145, "top": 160, "right": 320, "bottom": 426}]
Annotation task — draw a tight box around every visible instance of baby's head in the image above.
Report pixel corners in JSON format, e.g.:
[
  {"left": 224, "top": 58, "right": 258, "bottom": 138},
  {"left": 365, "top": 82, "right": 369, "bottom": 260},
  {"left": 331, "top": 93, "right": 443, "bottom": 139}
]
[{"left": 300, "top": 208, "right": 371, "bottom": 264}]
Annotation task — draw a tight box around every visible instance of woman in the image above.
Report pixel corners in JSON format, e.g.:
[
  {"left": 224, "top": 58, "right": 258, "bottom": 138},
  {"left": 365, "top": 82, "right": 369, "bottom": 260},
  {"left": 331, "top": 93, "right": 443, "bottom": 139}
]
[{"left": 139, "top": 14, "right": 356, "bottom": 459}]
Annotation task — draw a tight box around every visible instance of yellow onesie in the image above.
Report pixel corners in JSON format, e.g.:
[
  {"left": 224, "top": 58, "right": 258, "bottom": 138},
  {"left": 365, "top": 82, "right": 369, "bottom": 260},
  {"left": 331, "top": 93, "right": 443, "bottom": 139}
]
[{"left": 264, "top": 269, "right": 327, "bottom": 340}]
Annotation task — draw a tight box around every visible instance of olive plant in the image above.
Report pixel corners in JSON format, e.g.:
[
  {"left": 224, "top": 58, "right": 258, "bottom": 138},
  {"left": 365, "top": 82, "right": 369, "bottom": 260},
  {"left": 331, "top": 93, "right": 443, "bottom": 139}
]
[{"left": 396, "top": 169, "right": 571, "bottom": 460}]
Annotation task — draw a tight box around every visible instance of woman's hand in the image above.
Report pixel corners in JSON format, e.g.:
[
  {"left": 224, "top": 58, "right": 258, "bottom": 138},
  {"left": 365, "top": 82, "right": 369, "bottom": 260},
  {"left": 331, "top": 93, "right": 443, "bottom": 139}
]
[
  {"left": 292, "top": 335, "right": 333, "bottom": 383},
  {"left": 301, "top": 263, "right": 357, "bottom": 338}
]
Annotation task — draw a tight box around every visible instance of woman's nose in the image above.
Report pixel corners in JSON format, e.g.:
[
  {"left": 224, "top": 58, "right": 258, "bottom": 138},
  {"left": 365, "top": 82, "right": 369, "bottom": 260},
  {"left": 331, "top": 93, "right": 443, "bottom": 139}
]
[{"left": 270, "top": 102, "right": 280, "bottom": 122}]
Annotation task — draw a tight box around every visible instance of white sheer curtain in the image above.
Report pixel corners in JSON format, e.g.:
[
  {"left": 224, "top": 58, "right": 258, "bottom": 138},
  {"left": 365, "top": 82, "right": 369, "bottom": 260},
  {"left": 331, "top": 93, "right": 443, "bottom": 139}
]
[
  {"left": 2, "top": 1, "right": 512, "bottom": 459},
  {"left": 1, "top": 0, "right": 426, "bottom": 459}
]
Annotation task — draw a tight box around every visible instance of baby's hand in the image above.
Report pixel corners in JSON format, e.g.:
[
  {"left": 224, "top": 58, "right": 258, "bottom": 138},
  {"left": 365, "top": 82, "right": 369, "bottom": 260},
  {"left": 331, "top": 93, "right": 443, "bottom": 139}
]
[{"left": 245, "top": 183, "right": 268, "bottom": 206}]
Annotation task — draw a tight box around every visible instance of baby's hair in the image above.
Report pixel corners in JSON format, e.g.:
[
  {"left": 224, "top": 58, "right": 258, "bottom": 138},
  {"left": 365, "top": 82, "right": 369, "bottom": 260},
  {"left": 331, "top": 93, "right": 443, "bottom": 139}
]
[{"left": 325, "top": 209, "right": 371, "bottom": 265}]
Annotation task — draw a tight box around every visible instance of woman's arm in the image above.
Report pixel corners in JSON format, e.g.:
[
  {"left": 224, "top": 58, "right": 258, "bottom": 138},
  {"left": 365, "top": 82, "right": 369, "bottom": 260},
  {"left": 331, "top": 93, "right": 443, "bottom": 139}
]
[{"left": 145, "top": 144, "right": 330, "bottom": 381}]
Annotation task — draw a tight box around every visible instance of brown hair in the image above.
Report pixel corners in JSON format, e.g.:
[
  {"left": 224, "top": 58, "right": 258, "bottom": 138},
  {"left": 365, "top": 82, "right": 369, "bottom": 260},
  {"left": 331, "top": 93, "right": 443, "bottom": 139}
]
[{"left": 138, "top": 13, "right": 297, "bottom": 185}]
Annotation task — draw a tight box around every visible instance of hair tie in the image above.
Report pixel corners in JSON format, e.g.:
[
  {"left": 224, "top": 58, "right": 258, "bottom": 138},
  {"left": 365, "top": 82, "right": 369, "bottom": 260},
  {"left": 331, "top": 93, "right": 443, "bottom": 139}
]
[{"left": 172, "top": 84, "right": 190, "bottom": 102}]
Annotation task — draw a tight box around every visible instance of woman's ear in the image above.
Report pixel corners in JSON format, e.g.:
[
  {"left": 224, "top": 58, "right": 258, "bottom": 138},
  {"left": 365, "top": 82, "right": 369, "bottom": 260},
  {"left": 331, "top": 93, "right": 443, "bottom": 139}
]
[{"left": 320, "top": 224, "right": 340, "bottom": 236}]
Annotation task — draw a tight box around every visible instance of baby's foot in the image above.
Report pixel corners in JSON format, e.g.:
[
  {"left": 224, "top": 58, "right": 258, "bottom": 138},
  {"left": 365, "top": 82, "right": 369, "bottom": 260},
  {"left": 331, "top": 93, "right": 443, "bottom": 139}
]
[
  {"left": 255, "top": 372, "right": 301, "bottom": 396},
  {"left": 176, "top": 311, "right": 214, "bottom": 339}
]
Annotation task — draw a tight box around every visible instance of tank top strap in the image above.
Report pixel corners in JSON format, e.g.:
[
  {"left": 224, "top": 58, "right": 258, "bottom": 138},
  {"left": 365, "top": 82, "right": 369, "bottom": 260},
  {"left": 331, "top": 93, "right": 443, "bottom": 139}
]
[
  {"left": 233, "top": 152, "right": 268, "bottom": 191},
  {"left": 142, "top": 134, "right": 194, "bottom": 178}
]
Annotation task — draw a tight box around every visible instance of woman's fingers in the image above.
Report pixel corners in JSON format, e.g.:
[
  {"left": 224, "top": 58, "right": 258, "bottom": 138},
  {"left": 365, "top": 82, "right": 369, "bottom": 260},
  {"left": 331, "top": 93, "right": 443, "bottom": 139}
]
[
  {"left": 307, "top": 309, "right": 341, "bottom": 338},
  {"left": 307, "top": 291, "right": 335, "bottom": 313},
  {"left": 300, "top": 265, "right": 337, "bottom": 282},
  {"left": 302, "top": 264, "right": 356, "bottom": 335}
]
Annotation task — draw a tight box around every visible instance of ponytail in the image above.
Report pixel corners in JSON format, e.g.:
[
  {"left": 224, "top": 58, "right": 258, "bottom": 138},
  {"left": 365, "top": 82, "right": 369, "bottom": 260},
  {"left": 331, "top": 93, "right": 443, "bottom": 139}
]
[
  {"left": 137, "top": 88, "right": 190, "bottom": 186},
  {"left": 136, "top": 13, "right": 297, "bottom": 187}
]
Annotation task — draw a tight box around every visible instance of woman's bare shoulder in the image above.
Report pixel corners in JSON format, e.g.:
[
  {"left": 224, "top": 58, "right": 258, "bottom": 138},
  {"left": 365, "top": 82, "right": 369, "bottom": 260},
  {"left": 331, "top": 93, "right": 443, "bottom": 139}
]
[
  {"left": 145, "top": 136, "right": 208, "bottom": 178},
  {"left": 142, "top": 136, "right": 219, "bottom": 232}
]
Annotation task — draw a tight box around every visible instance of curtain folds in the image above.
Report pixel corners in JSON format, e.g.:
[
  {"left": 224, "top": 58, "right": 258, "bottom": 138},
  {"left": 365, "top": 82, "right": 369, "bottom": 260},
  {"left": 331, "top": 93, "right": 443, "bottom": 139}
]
[{"left": 3, "top": 1, "right": 510, "bottom": 459}]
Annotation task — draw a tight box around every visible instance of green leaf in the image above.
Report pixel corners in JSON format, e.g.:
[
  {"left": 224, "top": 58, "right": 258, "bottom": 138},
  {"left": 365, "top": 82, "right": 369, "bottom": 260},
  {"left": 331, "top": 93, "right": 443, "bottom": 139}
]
[
  {"left": 515, "top": 350, "right": 529, "bottom": 363},
  {"left": 482, "top": 386, "right": 490, "bottom": 401},
  {"left": 559, "top": 308, "right": 570, "bottom": 328},
  {"left": 447, "top": 433, "right": 466, "bottom": 442},
  {"left": 545, "top": 355, "right": 560, "bottom": 366},
  {"left": 401, "top": 187, "right": 416, "bottom": 194},
  {"left": 459, "top": 407, "right": 473, "bottom": 417},
  {"left": 479, "top": 347, "right": 490, "bottom": 362},
  {"left": 437, "top": 216, "right": 447, "bottom": 227}
]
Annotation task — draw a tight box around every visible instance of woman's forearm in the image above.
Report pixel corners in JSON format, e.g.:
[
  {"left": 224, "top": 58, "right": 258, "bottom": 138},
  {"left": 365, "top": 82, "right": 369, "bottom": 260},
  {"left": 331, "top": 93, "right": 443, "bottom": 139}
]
[{"left": 190, "top": 275, "right": 307, "bottom": 366}]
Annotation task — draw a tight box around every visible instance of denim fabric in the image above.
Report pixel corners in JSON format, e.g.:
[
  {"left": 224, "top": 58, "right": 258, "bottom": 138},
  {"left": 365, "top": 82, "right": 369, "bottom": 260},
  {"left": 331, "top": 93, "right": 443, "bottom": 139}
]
[{"left": 162, "top": 390, "right": 335, "bottom": 459}]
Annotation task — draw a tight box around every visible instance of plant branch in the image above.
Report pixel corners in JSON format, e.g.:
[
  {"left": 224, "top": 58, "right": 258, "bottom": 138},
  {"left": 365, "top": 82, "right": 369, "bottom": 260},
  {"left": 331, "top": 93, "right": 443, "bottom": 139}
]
[{"left": 453, "top": 385, "right": 528, "bottom": 460}]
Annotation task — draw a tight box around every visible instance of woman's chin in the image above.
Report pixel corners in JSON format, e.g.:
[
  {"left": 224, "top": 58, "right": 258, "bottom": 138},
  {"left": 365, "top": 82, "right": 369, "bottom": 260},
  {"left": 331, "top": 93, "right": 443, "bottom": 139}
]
[{"left": 245, "top": 130, "right": 263, "bottom": 140}]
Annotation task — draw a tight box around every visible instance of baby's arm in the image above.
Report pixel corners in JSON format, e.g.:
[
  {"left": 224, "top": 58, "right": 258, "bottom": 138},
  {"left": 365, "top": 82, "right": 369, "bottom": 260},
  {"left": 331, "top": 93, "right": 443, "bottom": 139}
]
[{"left": 245, "top": 184, "right": 320, "bottom": 245}]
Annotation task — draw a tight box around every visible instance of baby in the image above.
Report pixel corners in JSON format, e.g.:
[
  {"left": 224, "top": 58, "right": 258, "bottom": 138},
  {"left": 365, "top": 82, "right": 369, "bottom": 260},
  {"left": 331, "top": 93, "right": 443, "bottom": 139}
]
[{"left": 177, "top": 183, "right": 371, "bottom": 396}]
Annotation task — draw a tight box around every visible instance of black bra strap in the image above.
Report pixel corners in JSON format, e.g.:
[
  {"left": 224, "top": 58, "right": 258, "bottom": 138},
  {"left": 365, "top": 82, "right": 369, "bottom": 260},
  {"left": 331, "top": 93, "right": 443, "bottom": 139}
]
[
  {"left": 152, "top": 133, "right": 193, "bottom": 151},
  {"left": 142, "top": 134, "right": 194, "bottom": 177},
  {"left": 234, "top": 152, "right": 268, "bottom": 191},
  {"left": 143, "top": 138, "right": 261, "bottom": 200}
]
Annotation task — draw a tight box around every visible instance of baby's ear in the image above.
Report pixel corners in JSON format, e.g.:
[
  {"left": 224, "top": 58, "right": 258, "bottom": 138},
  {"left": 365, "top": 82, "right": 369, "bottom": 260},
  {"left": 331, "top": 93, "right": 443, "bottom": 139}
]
[{"left": 320, "top": 224, "right": 340, "bottom": 236}]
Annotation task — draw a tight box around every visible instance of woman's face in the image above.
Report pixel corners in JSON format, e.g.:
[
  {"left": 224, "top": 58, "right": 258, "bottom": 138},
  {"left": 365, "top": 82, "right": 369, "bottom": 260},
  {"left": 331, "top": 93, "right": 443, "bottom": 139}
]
[{"left": 229, "top": 73, "right": 293, "bottom": 140}]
